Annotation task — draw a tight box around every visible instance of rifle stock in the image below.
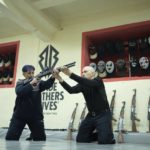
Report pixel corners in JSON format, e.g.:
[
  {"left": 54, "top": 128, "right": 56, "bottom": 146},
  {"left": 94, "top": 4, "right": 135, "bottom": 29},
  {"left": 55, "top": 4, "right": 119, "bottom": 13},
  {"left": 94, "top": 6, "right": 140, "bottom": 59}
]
[
  {"left": 132, "top": 120, "right": 138, "bottom": 132},
  {"left": 66, "top": 103, "right": 78, "bottom": 140},
  {"left": 130, "top": 89, "right": 140, "bottom": 132},
  {"left": 117, "top": 101, "right": 126, "bottom": 143},
  {"left": 110, "top": 90, "right": 117, "bottom": 122}
]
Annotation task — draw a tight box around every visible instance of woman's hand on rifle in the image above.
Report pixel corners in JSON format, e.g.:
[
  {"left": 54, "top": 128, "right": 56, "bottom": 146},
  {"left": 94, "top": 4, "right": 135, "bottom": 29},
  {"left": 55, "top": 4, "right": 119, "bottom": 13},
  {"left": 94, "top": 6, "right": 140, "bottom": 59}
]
[
  {"left": 52, "top": 68, "right": 63, "bottom": 83},
  {"left": 30, "top": 78, "right": 39, "bottom": 86}
]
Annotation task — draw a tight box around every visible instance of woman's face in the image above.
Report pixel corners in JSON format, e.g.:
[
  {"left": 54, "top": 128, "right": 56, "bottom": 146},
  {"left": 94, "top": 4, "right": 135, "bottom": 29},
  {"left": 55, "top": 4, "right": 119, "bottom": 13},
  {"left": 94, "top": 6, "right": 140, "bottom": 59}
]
[{"left": 23, "top": 70, "right": 34, "bottom": 79}]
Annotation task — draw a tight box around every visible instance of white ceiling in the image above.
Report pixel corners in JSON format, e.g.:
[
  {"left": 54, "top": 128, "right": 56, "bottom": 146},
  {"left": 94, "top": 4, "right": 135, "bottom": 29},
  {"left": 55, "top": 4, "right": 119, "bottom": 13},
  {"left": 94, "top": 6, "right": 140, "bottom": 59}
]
[{"left": 0, "top": 0, "right": 150, "bottom": 42}]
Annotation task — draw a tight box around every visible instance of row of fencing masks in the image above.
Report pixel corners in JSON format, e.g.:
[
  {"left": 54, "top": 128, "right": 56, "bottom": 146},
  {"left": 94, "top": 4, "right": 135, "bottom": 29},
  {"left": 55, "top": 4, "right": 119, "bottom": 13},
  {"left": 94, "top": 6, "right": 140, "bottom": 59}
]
[
  {"left": 89, "top": 41, "right": 125, "bottom": 60},
  {"left": 90, "top": 59, "right": 127, "bottom": 78},
  {"left": 139, "top": 37, "right": 150, "bottom": 52},
  {"left": 0, "top": 53, "right": 16, "bottom": 69},
  {"left": 130, "top": 56, "right": 150, "bottom": 75},
  {"left": 130, "top": 56, "right": 149, "bottom": 69},
  {"left": 89, "top": 56, "right": 149, "bottom": 78},
  {"left": 0, "top": 68, "right": 14, "bottom": 84},
  {"left": 128, "top": 37, "right": 150, "bottom": 55},
  {"left": 90, "top": 60, "right": 115, "bottom": 78}
]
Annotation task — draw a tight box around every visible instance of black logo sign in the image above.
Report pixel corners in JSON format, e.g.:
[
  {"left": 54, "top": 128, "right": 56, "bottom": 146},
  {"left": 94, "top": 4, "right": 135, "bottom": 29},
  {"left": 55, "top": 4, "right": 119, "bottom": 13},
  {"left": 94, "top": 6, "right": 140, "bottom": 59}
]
[
  {"left": 39, "top": 45, "right": 59, "bottom": 70},
  {"left": 39, "top": 45, "right": 63, "bottom": 115}
]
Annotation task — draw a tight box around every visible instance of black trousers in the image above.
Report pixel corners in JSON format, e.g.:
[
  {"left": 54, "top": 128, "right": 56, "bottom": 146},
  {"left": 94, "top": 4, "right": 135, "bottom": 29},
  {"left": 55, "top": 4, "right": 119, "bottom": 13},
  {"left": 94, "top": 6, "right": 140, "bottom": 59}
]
[
  {"left": 5, "top": 116, "right": 46, "bottom": 141},
  {"left": 76, "top": 110, "right": 115, "bottom": 144}
]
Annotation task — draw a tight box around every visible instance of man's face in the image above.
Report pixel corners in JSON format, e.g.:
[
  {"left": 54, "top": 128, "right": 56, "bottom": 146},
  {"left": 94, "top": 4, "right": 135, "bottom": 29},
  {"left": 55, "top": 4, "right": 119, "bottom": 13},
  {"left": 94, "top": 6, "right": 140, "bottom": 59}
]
[
  {"left": 23, "top": 70, "right": 34, "bottom": 79},
  {"left": 82, "top": 67, "right": 94, "bottom": 79}
]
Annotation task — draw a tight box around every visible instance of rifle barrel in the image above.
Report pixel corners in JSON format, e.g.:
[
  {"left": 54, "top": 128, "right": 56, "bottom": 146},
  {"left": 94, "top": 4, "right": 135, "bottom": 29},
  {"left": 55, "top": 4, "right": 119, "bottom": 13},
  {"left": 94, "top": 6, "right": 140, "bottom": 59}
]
[{"left": 23, "top": 62, "right": 76, "bottom": 85}]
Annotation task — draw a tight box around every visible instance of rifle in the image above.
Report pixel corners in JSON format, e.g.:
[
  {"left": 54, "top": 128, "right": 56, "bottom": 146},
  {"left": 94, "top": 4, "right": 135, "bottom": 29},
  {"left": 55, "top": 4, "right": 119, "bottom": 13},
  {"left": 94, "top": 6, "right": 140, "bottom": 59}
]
[
  {"left": 66, "top": 103, "right": 78, "bottom": 140},
  {"left": 130, "top": 89, "right": 140, "bottom": 132},
  {"left": 110, "top": 90, "right": 117, "bottom": 122},
  {"left": 147, "top": 96, "right": 150, "bottom": 133},
  {"left": 117, "top": 101, "right": 126, "bottom": 143},
  {"left": 78, "top": 103, "right": 87, "bottom": 130},
  {"left": 23, "top": 62, "right": 76, "bottom": 85}
]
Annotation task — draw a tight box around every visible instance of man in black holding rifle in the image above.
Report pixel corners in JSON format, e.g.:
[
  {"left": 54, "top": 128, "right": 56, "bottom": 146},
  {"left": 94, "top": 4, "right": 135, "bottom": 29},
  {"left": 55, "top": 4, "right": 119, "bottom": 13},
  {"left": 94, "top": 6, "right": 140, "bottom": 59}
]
[
  {"left": 53, "top": 65, "right": 115, "bottom": 144},
  {"left": 5, "top": 65, "right": 55, "bottom": 141}
]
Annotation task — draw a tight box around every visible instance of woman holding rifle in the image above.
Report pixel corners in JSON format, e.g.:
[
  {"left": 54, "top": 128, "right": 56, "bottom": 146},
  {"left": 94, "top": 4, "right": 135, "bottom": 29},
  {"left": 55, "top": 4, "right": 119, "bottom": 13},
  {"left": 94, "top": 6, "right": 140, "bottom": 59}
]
[{"left": 5, "top": 65, "right": 55, "bottom": 141}]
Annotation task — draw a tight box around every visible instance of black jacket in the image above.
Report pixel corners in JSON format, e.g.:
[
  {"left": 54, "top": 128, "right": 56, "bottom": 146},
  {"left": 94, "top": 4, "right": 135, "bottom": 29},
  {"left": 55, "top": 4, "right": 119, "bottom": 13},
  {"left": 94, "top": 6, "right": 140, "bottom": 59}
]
[
  {"left": 13, "top": 77, "right": 55, "bottom": 120},
  {"left": 60, "top": 73, "right": 109, "bottom": 113}
]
